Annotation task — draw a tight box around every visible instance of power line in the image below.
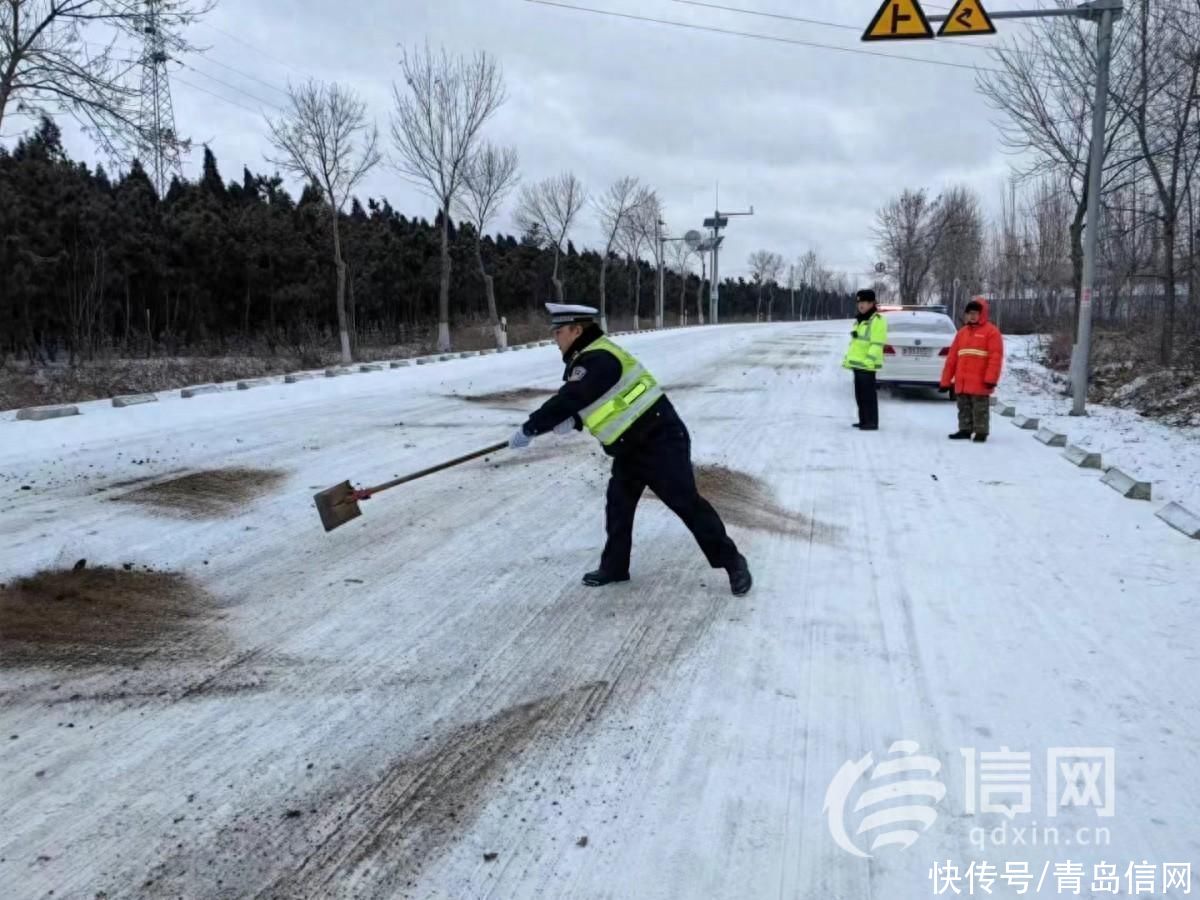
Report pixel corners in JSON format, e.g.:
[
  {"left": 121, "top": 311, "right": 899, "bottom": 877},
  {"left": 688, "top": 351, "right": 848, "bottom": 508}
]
[
  {"left": 664, "top": 0, "right": 1040, "bottom": 49},
  {"left": 524, "top": 0, "right": 1004, "bottom": 73},
  {"left": 194, "top": 19, "right": 310, "bottom": 81},
  {"left": 176, "top": 61, "right": 285, "bottom": 112},
  {"left": 189, "top": 54, "right": 293, "bottom": 98},
  {"left": 172, "top": 75, "right": 267, "bottom": 117}
]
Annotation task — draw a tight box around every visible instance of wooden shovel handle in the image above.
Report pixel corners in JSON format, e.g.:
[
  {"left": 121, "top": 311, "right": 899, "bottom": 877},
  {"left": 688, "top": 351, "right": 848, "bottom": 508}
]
[{"left": 360, "top": 440, "right": 510, "bottom": 496}]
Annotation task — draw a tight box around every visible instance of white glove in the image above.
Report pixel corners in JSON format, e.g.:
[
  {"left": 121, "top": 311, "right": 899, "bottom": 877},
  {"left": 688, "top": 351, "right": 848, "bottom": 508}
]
[
  {"left": 553, "top": 417, "right": 576, "bottom": 436},
  {"left": 509, "top": 427, "right": 532, "bottom": 450}
]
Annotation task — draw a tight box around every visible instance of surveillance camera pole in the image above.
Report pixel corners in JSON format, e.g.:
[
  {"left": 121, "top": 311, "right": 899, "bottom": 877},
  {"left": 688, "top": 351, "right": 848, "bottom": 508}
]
[{"left": 703, "top": 205, "right": 753, "bottom": 325}]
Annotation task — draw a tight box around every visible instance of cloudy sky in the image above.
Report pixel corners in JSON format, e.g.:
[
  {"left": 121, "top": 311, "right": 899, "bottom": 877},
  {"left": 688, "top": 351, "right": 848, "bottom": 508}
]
[{"left": 4, "top": 0, "right": 1046, "bottom": 281}]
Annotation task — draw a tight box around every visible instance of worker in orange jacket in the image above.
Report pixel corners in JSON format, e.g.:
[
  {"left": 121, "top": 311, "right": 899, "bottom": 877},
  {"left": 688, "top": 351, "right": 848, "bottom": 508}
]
[{"left": 939, "top": 298, "right": 1003, "bottom": 443}]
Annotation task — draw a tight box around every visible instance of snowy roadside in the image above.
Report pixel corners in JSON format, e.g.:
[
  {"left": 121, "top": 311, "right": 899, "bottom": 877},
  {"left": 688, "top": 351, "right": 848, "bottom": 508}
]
[{"left": 998, "top": 335, "right": 1200, "bottom": 512}]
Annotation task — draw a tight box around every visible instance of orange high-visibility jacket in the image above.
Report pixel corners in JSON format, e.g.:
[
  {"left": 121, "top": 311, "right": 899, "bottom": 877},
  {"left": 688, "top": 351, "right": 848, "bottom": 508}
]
[{"left": 940, "top": 298, "right": 1004, "bottom": 396}]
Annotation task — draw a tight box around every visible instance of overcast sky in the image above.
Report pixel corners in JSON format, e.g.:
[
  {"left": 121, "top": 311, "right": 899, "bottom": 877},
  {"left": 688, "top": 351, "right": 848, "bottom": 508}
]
[{"left": 3, "top": 0, "right": 1046, "bottom": 281}]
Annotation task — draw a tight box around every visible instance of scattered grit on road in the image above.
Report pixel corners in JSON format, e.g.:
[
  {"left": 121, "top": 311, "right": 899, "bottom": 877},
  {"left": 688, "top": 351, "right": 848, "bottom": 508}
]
[{"left": 2, "top": 323, "right": 1198, "bottom": 899}]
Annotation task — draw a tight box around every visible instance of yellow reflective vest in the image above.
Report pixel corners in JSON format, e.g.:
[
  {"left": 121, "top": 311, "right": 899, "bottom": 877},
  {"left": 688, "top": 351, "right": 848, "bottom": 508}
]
[
  {"left": 843, "top": 314, "right": 888, "bottom": 373},
  {"left": 578, "top": 337, "right": 664, "bottom": 446}
]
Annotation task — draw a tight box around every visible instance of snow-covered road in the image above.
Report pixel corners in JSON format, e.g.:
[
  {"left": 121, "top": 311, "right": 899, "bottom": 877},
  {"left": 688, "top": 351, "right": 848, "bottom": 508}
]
[{"left": 2, "top": 322, "right": 1198, "bottom": 899}]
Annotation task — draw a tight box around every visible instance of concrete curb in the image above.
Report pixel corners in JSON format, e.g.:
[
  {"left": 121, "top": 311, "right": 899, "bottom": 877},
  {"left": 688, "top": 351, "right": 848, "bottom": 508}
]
[
  {"left": 1034, "top": 426, "right": 1067, "bottom": 447},
  {"left": 16, "top": 404, "right": 80, "bottom": 421},
  {"left": 181, "top": 385, "right": 223, "bottom": 399},
  {"left": 989, "top": 396, "right": 998, "bottom": 408},
  {"left": 284, "top": 373, "right": 316, "bottom": 383},
  {"left": 112, "top": 394, "right": 158, "bottom": 408},
  {"left": 389, "top": 360, "right": 412, "bottom": 368},
  {"left": 1012, "top": 414, "right": 1039, "bottom": 430},
  {"left": 1156, "top": 502, "right": 1200, "bottom": 539},
  {"left": 324, "top": 367, "right": 357, "bottom": 378},
  {"left": 997, "top": 404, "right": 1016, "bottom": 418},
  {"left": 1101, "top": 467, "right": 1152, "bottom": 501},
  {"left": 459, "top": 351, "right": 479, "bottom": 358},
  {"left": 237, "top": 379, "right": 270, "bottom": 390},
  {"left": 359, "top": 363, "right": 385, "bottom": 372},
  {"left": 1063, "top": 444, "right": 1102, "bottom": 469},
  {"left": 437, "top": 354, "right": 455, "bottom": 361},
  {"left": 415, "top": 357, "right": 434, "bottom": 365}
]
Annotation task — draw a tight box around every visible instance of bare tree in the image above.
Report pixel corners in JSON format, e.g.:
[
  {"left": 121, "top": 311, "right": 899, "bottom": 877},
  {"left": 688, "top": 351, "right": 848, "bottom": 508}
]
[
  {"left": 266, "top": 80, "right": 380, "bottom": 365},
  {"left": 456, "top": 142, "right": 519, "bottom": 349},
  {"left": 1112, "top": 0, "right": 1200, "bottom": 364},
  {"left": 516, "top": 171, "right": 587, "bottom": 304},
  {"left": 874, "top": 188, "right": 949, "bottom": 305},
  {"left": 976, "top": 8, "right": 1137, "bottom": 329},
  {"left": 0, "top": 0, "right": 213, "bottom": 159},
  {"left": 392, "top": 43, "right": 505, "bottom": 352},
  {"left": 932, "top": 185, "right": 985, "bottom": 319},
  {"left": 748, "top": 250, "right": 784, "bottom": 321},
  {"left": 616, "top": 212, "right": 649, "bottom": 330},
  {"left": 627, "top": 190, "right": 663, "bottom": 328},
  {"left": 594, "top": 177, "right": 645, "bottom": 331},
  {"left": 797, "top": 249, "right": 822, "bottom": 320},
  {"left": 668, "top": 240, "right": 693, "bottom": 325}
]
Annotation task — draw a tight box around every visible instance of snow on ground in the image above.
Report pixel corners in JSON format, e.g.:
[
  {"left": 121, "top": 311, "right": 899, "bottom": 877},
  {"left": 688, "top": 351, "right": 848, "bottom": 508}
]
[
  {"left": 999, "top": 335, "right": 1200, "bottom": 512},
  {"left": 1, "top": 322, "right": 1198, "bottom": 900}
]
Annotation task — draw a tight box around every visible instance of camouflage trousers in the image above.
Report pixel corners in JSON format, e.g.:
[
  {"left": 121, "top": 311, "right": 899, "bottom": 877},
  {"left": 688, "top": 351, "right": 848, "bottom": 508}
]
[{"left": 957, "top": 394, "right": 991, "bottom": 436}]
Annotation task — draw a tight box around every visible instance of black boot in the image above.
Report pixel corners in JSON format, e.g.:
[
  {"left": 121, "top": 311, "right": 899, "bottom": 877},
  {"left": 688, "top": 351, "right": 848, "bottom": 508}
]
[
  {"left": 948, "top": 431, "right": 972, "bottom": 440},
  {"left": 726, "top": 555, "right": 753, "bottom": 596},
  {"left": 582, "top": 569, "right": 630, "bottom": 587},
  {"left": 973, "top": 434, "right": 989, "bottom": 443}
]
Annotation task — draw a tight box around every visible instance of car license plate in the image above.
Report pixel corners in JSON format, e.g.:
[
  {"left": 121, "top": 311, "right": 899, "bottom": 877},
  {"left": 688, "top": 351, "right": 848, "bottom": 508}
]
[{"left": 902, "top": 346, "right": 933, "bottom": 358}]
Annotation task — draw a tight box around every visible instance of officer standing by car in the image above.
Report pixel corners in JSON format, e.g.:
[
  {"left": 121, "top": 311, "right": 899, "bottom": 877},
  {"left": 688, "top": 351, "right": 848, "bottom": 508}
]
[
  {"left": 843, "top": 289, "right": 888, "bottom": 430},
  {"left": 509, "top": 303, "right": 753, "bottom": 596}
]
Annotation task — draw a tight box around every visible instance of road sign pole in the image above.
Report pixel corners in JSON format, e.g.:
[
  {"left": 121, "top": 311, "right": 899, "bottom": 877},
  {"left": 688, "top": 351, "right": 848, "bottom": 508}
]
[{"left": 1070, "top": 0, "right": 1118, "bottom": 416}]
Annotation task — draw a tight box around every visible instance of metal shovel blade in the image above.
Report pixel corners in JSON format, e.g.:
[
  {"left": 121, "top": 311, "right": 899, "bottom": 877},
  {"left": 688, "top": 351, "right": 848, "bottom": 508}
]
[{"left": 314, "top": 480, "right": 361, "bottom": 532}]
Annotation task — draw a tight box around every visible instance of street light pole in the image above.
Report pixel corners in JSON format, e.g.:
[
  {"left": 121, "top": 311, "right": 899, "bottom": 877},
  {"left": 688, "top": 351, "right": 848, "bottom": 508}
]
[
  {"left": 1070, "top": 0, "right": 1121, "bottom": 416},
  {"left": 656, "top": 218, "right": 665, "bottom": 330}
]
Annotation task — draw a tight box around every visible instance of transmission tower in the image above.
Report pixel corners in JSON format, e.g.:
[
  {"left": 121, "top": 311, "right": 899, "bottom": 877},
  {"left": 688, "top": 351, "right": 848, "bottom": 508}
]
[{"left": 137, "top": 0, "right": 186, "bottom": 195}]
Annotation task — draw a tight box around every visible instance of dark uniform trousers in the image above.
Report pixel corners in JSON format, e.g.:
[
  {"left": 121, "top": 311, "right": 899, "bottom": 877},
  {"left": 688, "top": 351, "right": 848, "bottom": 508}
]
[
  {"left": 600, "top": 422, "right": 740, "bottom": 576},
  {"left": 853, "top": 369, "right": 879, "bottom": 428}
]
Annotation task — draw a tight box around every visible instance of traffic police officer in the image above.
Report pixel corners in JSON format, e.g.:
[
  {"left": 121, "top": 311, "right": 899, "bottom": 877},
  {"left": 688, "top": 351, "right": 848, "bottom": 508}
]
[
  {"left": 509, "top": 303, "right": 753, "bottom": 596},
  {"left": 843, "top": 289, "right": 888, "bottom": 430}
]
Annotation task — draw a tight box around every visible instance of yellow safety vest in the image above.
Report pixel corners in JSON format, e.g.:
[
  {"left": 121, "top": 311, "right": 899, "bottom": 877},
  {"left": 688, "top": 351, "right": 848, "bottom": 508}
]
[
  {"left": 843, "top": 314, "right": 888, "bottom": 372},
  {"left": 578, "top": 337, "right": 664, "bottom": 446}
]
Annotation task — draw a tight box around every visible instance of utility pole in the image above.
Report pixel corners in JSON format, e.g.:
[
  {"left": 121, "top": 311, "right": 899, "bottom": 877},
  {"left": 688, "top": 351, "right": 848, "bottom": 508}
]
[{"left": 921, "top": 0, "right": 1123, "bottom": 415}]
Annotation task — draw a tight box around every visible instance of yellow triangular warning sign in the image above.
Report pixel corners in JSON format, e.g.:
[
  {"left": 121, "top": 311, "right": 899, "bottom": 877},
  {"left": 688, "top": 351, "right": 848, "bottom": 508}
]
[
  {"left": 862, "top": 0, "right": 934, "bottom": 41},
  {"left": 937, "top": 0, "right": 997, "bottom": 36}
]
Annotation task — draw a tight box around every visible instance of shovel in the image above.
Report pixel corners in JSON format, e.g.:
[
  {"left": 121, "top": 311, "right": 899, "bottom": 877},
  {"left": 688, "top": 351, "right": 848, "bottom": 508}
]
[{"left": 314, "top": 440, "right": 509, "bottom": 532}]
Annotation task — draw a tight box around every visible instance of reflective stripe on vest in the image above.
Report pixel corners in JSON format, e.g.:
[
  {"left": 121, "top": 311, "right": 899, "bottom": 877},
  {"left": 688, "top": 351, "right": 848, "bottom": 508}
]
[
  {"left": 959, "top": 348, "right": 990, "bottom": 358},
  {"left": 578, "top": 338, "right": 664, "bottom": 445}
]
